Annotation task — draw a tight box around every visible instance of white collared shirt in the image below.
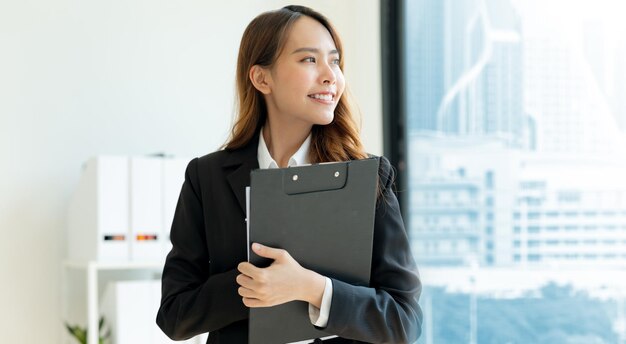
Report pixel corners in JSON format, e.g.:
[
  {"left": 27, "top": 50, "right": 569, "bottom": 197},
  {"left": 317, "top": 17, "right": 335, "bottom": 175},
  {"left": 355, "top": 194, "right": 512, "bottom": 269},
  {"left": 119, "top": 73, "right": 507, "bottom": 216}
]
[
  {"left": 257, "top": 128, "right": 312, "bottom": 169},
  {"left": 256, "top": 129, "right": 335, "bottom": 338}
]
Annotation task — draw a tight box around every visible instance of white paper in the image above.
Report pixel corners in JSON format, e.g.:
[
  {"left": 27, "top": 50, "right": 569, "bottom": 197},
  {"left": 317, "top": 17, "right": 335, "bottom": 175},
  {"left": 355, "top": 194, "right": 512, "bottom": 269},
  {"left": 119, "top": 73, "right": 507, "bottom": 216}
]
[{"left": 246, "top": 186, "right": 250, "bottom": 262}]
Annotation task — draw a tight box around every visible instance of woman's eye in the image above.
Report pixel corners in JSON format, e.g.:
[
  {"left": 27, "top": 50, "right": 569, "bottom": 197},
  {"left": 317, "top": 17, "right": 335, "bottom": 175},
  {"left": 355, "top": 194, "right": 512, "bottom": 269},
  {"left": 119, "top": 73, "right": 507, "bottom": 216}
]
[
  {"left": 302, "top": 57, "right": 316, "bottom": 63},
  {"left": 332, "top": 58, "right": 341, "bottom": 65}
]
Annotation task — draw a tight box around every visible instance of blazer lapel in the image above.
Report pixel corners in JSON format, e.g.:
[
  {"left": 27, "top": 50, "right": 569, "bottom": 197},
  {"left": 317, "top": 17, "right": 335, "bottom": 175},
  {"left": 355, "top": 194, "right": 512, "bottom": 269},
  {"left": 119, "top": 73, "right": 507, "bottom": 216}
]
[{"left": 224, "top": 133, "right": 260, "bottom": 215}]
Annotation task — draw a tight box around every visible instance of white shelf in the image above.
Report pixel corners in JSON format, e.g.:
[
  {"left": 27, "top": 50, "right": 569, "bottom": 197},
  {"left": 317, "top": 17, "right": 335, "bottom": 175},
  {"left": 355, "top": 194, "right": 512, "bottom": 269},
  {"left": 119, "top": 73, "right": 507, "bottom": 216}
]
[
  {"left": 63, "top": 260, "right": 164, "bottom": 270},
  {"left": 62, "top": 260, "right": 164, "bottom": 344}
]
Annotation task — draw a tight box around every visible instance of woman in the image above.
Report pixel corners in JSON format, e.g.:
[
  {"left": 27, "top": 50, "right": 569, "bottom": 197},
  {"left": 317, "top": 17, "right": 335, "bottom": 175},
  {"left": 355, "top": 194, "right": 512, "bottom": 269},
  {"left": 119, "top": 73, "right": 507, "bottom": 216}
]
[{"left": 156, "top": 5, "right": 422, "bottom": 343}]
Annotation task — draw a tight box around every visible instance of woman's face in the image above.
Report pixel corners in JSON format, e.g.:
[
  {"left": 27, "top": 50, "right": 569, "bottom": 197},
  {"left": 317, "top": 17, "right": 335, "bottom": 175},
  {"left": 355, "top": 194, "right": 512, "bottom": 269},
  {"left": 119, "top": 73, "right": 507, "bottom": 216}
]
[{"left": 262, "top": 16, "right": 345, "bottom": 127}]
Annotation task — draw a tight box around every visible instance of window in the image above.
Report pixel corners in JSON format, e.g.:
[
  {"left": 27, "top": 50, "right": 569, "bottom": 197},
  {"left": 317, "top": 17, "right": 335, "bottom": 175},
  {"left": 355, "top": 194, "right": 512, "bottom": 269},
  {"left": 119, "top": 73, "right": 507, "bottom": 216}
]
[
  {"left": 383, "top": 0, "right": 626, "bottom": 342},
  {"left": 546, "top": 211, "right": 559, "bottom": 218},
  {"left": 558, "top": 191, "right": 581, "bottom": 203},
  {"left": 486, "top": 196, "right": 494, "bottom": 206}
]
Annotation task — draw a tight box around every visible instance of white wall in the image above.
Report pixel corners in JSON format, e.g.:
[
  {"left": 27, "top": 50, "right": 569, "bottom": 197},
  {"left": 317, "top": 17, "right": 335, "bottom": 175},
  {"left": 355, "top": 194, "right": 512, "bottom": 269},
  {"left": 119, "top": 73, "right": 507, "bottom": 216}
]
[{"left": 0, "top": 0, "right": 382, "bottom": 342}]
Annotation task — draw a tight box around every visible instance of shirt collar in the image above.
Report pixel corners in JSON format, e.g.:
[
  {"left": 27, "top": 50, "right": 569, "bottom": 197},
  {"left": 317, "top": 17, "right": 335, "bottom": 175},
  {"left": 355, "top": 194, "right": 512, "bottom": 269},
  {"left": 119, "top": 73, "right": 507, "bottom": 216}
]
[{"left": 257, "top": 128, "right": 312, "bottom": 169}]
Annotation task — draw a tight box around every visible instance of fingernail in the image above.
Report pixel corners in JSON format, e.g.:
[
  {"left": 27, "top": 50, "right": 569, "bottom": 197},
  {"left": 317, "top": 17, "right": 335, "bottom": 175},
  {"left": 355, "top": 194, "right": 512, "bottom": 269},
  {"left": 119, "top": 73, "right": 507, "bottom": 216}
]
[{"left": 252, "top": 243, "right": 261, "bottom": 250}]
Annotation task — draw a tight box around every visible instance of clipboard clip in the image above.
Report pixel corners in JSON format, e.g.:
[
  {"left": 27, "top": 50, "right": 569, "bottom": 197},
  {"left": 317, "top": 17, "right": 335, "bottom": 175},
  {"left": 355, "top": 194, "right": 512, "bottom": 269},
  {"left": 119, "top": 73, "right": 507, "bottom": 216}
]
[{"left": 282, "top": 162, "right": 349, "bottom": 195}]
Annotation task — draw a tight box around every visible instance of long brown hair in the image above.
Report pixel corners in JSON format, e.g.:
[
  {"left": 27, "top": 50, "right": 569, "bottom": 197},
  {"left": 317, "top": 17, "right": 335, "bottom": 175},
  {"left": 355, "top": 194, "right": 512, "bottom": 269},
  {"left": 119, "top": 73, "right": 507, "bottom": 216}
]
[{"left": 224, "top": 5, "right": 369, "bottom": 164}]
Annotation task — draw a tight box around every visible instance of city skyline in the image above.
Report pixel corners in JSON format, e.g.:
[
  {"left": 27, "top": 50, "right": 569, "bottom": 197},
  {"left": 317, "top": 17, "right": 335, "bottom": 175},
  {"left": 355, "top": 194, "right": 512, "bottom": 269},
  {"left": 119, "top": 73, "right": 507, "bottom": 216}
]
[
  {"left": 406, "top": 0, "right": 626, "bottom": 273},
  {"left": 404, "top": 1, "right": 626, "bottom": 342}
]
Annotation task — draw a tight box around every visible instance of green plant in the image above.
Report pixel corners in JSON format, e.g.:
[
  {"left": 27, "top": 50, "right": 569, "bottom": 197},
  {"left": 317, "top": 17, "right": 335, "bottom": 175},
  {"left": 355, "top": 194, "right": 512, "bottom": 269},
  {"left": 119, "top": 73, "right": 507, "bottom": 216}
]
[{"left": 65, "top": 316, "right": 111, "bottom": 344}]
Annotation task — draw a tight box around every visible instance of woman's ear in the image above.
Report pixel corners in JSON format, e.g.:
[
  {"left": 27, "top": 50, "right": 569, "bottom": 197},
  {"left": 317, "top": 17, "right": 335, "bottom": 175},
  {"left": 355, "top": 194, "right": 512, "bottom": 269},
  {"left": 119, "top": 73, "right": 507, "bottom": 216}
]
[{"left": 249, "top": 65, "right": 272, "bottom": 95}]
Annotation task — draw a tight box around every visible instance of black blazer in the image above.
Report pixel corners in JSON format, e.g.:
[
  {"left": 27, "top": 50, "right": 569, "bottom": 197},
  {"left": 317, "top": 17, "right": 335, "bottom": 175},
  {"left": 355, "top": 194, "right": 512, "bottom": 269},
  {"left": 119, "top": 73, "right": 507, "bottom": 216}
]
[{"left": 156, "top": 134, "right": 422, "bottom": 344}]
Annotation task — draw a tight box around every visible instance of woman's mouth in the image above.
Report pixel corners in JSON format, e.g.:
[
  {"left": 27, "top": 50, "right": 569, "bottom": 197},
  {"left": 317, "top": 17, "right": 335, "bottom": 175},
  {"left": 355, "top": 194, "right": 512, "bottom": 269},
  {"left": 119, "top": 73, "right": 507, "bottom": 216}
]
[{"left": 308, "top": 93, "right": 335, "bottom": 104}]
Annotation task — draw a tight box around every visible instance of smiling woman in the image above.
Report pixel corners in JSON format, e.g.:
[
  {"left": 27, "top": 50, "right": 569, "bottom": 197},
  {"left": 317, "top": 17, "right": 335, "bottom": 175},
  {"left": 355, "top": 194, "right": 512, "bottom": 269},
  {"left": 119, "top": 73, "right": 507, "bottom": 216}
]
[
  {"left": 245, "top": 15, "right": 346, "bottom": 158},
  {"left": 226, "top": 6, "right": 368, "bottom": 167},
  {"left": 155, "top": 5, "right": 422, "bottom": 344}
]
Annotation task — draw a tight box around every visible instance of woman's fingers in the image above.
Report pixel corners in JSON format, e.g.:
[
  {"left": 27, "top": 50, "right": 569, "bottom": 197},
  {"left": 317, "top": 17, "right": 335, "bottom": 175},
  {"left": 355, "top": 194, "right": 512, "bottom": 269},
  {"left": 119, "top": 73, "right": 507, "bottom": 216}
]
[
  {"left": 242, "top": 297, "right": 264, "bottom": 308},
  {"left": 251, "top": 243, "right": 290, "bottom": 261},
  {"left": 236, "top": 247, "right": 304, "bottom": 308},
  {"left": 238, "top": 286, "right": 255, "bottom": 298},
  {"left": 236, "top": 273, "right": 257, "bottom": 288},
  {"left": 237, "top": 261, "right": 262, "bottom": 277}
]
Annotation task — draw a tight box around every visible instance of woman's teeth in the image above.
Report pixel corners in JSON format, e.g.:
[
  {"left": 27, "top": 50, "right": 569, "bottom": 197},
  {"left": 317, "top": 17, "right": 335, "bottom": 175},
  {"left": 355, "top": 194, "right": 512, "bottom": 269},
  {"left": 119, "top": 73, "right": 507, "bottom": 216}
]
[{"left": 309, "top": 94, "right": 333, "bottom": 101}]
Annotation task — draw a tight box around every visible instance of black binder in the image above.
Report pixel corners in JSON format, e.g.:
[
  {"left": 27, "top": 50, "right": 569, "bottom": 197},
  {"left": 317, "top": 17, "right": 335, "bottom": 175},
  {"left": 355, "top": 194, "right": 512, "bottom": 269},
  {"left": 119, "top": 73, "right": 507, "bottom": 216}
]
[{"left": 246, "top": 158, "right": 380, "bottom": 344}]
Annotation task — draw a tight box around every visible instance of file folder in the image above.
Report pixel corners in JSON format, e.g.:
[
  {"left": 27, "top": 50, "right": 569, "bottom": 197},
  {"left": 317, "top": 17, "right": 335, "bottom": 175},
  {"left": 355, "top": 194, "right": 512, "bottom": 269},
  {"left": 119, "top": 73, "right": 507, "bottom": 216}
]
[
  {"left": 247, "top": 158, "right": 380, "bottom": 344},
  {"left": 129, "top": 156, "right": 163, "bottom": 262},
  {"left": 67, "top": 156, "right": 130, "bottom": 262}
]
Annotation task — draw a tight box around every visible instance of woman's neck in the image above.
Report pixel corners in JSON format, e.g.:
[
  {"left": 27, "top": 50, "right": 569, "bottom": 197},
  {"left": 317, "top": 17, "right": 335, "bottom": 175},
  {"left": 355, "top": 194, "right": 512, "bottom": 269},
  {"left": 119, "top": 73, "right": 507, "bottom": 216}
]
[{"left": 262, "top": 121, "right": 311, "bottom": 168}]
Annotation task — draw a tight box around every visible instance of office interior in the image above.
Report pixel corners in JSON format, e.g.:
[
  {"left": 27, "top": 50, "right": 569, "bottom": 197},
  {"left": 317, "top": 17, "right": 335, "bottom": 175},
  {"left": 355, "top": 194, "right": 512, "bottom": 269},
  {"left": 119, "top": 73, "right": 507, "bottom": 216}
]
[{"left": 0, "top": 1, "right": 382, "bottom": 343}]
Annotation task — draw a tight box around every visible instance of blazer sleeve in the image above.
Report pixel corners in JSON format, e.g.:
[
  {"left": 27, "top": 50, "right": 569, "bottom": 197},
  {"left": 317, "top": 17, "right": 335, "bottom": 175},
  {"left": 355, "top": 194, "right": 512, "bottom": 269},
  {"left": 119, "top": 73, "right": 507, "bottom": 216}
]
[
  {"left": 322, "top": 156, "right": 423, "bottom": 343},
  {"left": 156, "top": 158, "right": 247, "bottom": 340}
]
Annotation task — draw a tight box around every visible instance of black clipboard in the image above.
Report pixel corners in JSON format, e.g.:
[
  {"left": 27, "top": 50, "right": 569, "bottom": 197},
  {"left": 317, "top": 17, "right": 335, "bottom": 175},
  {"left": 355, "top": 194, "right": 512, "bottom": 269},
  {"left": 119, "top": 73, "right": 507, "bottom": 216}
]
[{"left": 246, "top": 158, "right": 379, "bottom": 344}]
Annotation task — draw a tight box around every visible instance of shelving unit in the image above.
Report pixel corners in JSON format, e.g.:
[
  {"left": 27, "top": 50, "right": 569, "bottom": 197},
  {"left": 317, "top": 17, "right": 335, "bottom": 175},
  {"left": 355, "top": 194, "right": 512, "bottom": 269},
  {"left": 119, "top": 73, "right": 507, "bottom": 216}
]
[{"left": 62, "top": 260, "right": 164, "bottom": 344}]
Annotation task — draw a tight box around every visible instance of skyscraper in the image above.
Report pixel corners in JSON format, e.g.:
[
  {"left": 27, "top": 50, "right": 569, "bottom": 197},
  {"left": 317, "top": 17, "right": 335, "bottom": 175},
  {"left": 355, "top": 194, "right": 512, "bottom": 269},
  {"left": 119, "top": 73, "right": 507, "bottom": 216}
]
[
  {"left": 405, "top": 0, "right": 445, "bottom": 133},
  {"left": 524, "top": 18, "right": 626, "bottom": 155},
  {"left": 406, "top": 0, "right": 525, "bottom": 147}
]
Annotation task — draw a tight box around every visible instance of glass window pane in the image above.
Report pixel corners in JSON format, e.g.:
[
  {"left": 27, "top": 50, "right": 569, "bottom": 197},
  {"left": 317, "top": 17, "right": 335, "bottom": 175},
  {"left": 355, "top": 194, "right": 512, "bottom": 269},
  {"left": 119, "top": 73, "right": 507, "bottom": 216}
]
[{"left": 404, "top": 0, "right": 626, "bottom": 342}]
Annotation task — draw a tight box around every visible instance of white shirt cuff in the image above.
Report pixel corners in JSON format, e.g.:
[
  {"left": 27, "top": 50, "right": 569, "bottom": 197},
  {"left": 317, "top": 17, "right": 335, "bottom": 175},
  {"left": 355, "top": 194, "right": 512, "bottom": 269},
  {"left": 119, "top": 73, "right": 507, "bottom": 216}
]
[{"left": 308, "top": 277, "right": 333, "bottom": 328}]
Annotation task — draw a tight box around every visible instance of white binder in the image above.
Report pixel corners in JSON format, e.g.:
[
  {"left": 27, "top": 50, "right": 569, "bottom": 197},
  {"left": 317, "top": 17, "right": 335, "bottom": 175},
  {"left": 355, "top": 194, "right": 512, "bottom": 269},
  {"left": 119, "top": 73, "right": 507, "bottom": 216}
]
[
  {"left": 67, "top": 156, "right": 130, "bottom": 262},
  {"left": 129, "top": 156, "right": 163, "bottom": 262}
]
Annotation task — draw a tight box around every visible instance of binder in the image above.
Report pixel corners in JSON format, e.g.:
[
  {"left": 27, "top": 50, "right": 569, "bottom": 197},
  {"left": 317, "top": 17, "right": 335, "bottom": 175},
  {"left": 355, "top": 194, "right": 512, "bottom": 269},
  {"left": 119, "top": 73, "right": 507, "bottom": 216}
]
[
  {"left": 129, "top": 156, "right": 163, "bottom": 262},
  {"left": 67, "top": 156, "right": 130, "bottom": 262},
  {"left": 247, "top": 158, "right": 380, "bottom": 344},
  {"left": 68, "top": 155, "right": 190, "bottom": 264}
]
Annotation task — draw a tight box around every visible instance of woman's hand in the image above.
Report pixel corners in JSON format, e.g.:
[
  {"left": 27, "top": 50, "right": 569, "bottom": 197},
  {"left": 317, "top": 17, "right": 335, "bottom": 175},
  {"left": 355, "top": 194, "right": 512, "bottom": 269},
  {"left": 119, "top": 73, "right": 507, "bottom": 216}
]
[{"left": 236, "top": 243, "right": 326, "bottom": 308}]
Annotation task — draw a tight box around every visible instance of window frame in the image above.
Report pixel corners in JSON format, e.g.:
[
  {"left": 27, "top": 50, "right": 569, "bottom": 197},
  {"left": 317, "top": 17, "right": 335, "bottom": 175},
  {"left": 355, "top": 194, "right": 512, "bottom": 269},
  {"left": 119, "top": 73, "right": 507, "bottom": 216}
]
[{"left": 380, "top": 0, "right": 408, "bottom": 218}]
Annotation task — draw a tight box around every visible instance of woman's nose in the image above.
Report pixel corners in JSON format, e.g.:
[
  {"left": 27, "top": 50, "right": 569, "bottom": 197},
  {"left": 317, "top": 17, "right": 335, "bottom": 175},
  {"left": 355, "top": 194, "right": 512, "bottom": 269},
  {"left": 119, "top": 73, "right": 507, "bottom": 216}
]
[{"left": 320, "top": 63, "right": 336, "bottom": 85}]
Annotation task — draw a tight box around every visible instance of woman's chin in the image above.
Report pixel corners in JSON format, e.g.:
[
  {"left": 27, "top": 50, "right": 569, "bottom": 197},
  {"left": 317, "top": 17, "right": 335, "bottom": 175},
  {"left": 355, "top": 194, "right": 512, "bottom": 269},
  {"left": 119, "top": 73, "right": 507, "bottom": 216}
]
[{"left": 315, "top": 113, "right": 335, "bottom": 126}]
